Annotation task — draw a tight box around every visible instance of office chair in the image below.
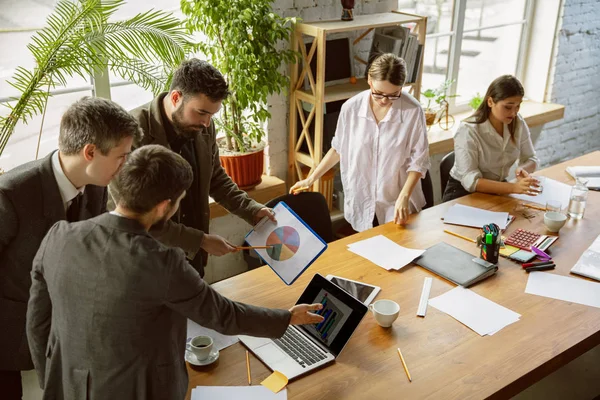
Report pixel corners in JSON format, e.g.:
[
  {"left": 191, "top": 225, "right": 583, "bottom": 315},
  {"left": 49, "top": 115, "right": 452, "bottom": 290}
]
[
  {"left": 422, "top": 171, "right": 434, "bottom": 210},
  {"left": 440, "top": 151, "right": 455, "bottom": 195},
  {"left": 244, "top": 191, "right": 334, "bottom": 270}
]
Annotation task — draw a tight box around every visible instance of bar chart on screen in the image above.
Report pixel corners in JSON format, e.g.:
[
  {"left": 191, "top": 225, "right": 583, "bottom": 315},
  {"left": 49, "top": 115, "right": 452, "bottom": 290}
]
[{"left": 306, "top": 290, "right": 352, "bottom": 345}]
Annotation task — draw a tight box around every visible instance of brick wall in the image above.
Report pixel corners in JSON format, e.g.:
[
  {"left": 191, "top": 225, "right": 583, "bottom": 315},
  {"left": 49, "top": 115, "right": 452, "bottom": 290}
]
[
  {"left": 266, "top": 0, "right": 398, "bottom": 180},
  {"left": 535, "top": 0, "right": 600, "bottom": 167}
]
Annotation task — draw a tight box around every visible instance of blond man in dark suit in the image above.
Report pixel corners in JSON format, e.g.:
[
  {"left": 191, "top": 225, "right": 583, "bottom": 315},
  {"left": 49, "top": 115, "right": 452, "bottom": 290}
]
[
  {"left": 0, "top": 97, "right": 140, "bottom": 399},
  {"left": 27, "top": 145, "right": 323, "bottom": 399}
]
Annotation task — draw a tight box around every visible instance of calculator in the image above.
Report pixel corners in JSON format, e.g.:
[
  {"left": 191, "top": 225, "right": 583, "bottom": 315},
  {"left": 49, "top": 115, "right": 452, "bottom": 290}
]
[{"left": 504, "top": 229, "right": 558, "bottom": 251}]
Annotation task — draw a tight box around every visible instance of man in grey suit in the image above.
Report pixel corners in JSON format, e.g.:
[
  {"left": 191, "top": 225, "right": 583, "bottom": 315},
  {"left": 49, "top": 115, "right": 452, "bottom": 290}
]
[
  {"left": 27, "top": 145, "right": 323, "bottom": 400},
  {"left": 0, "top": 97, "right": 140, "bottom": 399}
]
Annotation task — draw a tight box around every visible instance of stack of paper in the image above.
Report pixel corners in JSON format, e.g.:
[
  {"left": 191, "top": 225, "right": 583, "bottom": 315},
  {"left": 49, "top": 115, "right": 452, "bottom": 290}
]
[
  {"left": 347, "top": 235, "right": 425, "bottom": 271},
  {"left": 571, "top": 234, "right": 600, "bottom": 281},
  {"left": 525, "top": 271, "right": 600, "bottom": 308},
  {"left": 428, "top": 286, "right": 521, "bottom": 336},
  {"left": 187, "top": 320, "right": 239, "bottom": 351},
  {"left": 191, "top": 386, "right": 287, "bottom": 400},
  {"left": 510, "top": 177, "right": 572, "bottom": 208},
  {"left": 566, "top": 166, "right": 600, "bottom": 179},
  {"left": 443, "top": 204, "right": 509, "bottom": 229}
]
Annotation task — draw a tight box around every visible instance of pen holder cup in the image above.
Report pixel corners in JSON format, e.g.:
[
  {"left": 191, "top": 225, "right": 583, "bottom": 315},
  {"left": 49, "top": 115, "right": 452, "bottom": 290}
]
[{"left": 480, "top": 241, "right": 499, "bottom": 264}]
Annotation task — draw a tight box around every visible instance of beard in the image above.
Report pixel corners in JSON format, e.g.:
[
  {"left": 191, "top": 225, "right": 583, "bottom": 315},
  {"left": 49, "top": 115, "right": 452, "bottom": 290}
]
[{"left": 171, "top": 106, "right": 202, "bottom": 139}]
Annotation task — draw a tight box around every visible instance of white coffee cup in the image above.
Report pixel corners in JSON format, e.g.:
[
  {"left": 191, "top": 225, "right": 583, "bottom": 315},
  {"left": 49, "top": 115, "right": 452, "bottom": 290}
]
[
  {"left": 187, "top": 335, "right": 214, "bottom": 361},
  {"left": 544, "top": 211, "right": 567, "bottom": 233},
  {"left": 369, "top": 299, "right": 400, "bottom": 327}
]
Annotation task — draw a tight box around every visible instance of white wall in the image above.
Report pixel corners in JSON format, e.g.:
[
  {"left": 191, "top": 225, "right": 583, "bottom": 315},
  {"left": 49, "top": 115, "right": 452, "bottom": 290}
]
[{"left": 534, "top": 0, "right": 600, "bottom": 167}]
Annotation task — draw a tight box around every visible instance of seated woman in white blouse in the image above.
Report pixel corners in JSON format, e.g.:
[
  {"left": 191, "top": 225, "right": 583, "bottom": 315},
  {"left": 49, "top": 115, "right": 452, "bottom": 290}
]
[
  {"left": 442, "top": 75, "right": 540, "bottom": 202},
  {"left": 290, "top": 53, "right": 430, "bottom": 232}
]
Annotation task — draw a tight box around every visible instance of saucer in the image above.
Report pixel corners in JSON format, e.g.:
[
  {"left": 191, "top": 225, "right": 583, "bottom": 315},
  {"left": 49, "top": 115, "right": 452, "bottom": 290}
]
[{"left": 185, "top": 348, "right": 219, "bottom": 366}]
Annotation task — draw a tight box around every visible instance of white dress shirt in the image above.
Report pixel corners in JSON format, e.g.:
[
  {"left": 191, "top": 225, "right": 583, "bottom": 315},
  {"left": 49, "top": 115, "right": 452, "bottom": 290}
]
[
  {"left": 449, "top": 115, "right": 539, "bottom": 192},
  {"left": 51, "top": 151, "right": 85, "bottom": 212},
  {"left": 331, "top": 90, "right": 430, "bottom": 232}
]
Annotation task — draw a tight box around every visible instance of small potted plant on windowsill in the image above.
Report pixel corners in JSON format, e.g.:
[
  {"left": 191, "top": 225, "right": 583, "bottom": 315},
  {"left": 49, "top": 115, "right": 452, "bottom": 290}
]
[
  {"left": 421, "top": 79, "right": 457, "bottom": 126},
  {"left": 181, "top": 0, "right": 298, "bottom": 190},
  {"left": 468, "top": 92, "right": 483, "bottom": 111}
]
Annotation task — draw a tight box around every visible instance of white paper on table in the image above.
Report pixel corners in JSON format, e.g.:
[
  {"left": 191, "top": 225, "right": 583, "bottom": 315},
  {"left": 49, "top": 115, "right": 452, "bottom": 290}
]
[
  {"left": 566, "top": 166, "right": 600, "bottom": 179},
  {"left": 187, "top": 320, "right": 239, "bottom": 351},
  {"left": 191, "top": 386, "right": 287, "bottom": 400},
  {"left": 525, "top": 272, "right": 600, "bottom": 309},
  {"left": 571, "top": 234, "right": 600, "bottom": 281},
  {"left": 428, "top": 286, "right": 521, "bottom": 336},
  {"left": 347, "top": 235, "right": 425, "bottom": 271},
  {"left": 510, "top": 177, "right": 572, "bottom": 208},
  {"left": 442, "top": 204, "right": 509, "bottom": 230}
]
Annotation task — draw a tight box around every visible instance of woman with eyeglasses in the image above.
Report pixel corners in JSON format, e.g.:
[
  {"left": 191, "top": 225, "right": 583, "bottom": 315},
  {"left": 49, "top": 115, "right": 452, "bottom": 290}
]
[
  {"left": 290, "top": 53, "right": 430, "bottom": 232},
  {"left": 442, "top": 75, "right": 540, "bottom": 202}
]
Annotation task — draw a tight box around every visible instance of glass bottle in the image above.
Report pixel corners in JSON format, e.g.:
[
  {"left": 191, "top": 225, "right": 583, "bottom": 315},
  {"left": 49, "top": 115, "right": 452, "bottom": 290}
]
[{"left": 567, "top": 178, "right": 588, "bottom": 219}]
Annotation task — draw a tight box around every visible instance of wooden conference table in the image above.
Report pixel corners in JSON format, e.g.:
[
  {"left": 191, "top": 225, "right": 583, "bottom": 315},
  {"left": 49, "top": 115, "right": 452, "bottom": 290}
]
[{"left": 186, "top": 151, "right": 600, "bottom": 399}]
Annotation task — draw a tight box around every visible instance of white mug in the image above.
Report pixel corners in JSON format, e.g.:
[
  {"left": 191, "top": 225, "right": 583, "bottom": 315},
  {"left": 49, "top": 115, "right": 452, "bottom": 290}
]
[
  {"left": 369, "top": 299, "right": 400, "bottom": 327},
  {"left": 187, "top": 335, "right": 214, "bottom": 361}
]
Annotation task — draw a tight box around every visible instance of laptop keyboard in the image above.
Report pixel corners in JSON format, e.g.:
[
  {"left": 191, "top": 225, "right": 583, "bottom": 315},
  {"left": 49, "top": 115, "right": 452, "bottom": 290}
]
[{"left": 273, "top": 327, "right": 328, "bottom": 368}]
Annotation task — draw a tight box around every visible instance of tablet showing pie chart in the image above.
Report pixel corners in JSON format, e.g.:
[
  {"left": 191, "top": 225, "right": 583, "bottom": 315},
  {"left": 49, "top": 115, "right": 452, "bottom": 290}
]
[{"left": 266, "top": 226, "right": 300, "bottom": 261}]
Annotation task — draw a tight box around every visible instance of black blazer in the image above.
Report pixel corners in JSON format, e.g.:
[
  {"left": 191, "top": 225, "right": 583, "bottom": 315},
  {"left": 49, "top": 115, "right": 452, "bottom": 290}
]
[{"left": 0, "top": 151, "right": 107, "bottom": 370}]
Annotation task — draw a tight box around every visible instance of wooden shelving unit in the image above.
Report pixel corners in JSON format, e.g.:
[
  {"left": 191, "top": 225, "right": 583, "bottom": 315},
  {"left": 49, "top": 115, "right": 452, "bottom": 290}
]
[{"left": 287, "top": 11, "right": 428, "bottom": 193}]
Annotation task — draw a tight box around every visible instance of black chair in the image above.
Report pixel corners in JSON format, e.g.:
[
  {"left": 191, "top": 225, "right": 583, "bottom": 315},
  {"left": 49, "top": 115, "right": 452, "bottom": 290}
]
[
  {"left": 244, "top": 191, "right": 334, "bottom": 270},
  {"left": 440, "top": 151, "right": 455, "bottom": 195},
  {"left": 422, "top": 171, "right": 434, "bottom": 210}
]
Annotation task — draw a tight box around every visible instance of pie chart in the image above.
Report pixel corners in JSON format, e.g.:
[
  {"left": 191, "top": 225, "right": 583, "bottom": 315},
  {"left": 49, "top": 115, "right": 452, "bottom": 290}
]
[{"left": 266, "top": 226, "right": 300, "bottom": 261}]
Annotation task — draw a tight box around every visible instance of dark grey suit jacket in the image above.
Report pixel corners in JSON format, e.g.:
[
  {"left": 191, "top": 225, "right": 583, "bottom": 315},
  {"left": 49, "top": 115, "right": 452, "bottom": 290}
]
[
  {"left": 27, "top": 213, "right": 290, "bottom": 400},
  {"left": 0, "top": 152, "right": 106, "bottom": 371}
]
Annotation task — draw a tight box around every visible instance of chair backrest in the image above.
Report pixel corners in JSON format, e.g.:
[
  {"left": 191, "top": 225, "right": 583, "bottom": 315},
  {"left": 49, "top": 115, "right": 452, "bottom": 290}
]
[
  {"left": 440, "top": 151, "right": 455, "bottom": 195},
  {"left": 265, "top": 192, "right": 334, "bottom": 243},
  {"left": 422, "top": 171, "right": 434, "bottom": 210}
]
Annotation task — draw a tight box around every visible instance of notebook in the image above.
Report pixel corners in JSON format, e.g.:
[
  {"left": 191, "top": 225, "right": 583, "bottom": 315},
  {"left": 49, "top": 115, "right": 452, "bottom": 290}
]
[
  {"left": 414, "top": 242, "right": 498, "bottom": 287},
  {"left": 239, "top": 274, "right": 368, "bottom": 380},
  {"left": 570, "top": 234, "right": 600, "bottom": 281}
]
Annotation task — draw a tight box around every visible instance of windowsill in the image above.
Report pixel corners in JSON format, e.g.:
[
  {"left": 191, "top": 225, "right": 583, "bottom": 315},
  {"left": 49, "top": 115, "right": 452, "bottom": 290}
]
[
  {"left": 427, "top": 101, "right": 565, "bottom": 155},
  {"left": 208, "top": 175, "right": 286, "bottom": 219}
]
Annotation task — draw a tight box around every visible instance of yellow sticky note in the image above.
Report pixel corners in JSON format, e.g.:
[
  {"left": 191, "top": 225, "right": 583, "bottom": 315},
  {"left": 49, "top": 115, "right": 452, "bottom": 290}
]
[
  {"left": 500, "top": 244, "right": 520, "bottom": 257},
  {"left": 261, "top": 370, "right": 288, "bottom": 394}
]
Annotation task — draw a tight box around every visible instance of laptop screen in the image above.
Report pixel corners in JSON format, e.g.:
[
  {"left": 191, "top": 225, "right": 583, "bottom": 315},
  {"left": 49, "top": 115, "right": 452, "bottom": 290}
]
[{"left": 296, "top": 274, "right": 368, "bottom": 357}]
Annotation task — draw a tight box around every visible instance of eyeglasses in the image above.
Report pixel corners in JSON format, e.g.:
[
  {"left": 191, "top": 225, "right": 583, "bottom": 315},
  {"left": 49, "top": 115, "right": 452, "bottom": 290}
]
[{"left": 370, "top": 90, "right": 402, "bottom": 101}]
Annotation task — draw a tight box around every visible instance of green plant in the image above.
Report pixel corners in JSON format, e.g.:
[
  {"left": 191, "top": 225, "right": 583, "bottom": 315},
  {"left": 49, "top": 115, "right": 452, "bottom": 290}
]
[
  {"left": 469, "top": 92, "right": 483, "bottom": 110},
  {"left": 181, "top": 0, "right": 298, "bottom": 153},
  {"left": 0, "top": 0, "right": 191, "bottom": 158},
  {"left": 421, "top": 79, "right": 457, "bottom": 111}
]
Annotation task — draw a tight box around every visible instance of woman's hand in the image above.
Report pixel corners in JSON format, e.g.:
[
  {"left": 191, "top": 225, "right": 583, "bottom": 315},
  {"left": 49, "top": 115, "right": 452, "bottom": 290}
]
[
  {"left": 515, "top": 167, "right": 530, "bottom": 179},
  {"left": 394, "top": 194, "right": 410, "bottom": 225},
  {"left": 289, "top": 178, "right": 314, "bottom": 195},
  {"left": 512, "top": 177, "right": 540, "bottom": 195}
]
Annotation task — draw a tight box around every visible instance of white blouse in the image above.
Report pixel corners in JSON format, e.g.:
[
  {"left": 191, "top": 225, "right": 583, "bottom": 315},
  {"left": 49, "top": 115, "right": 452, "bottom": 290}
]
[
  {"left": 449, "top": 115, "right": 539, "bottom": 192},
  {"left": 331, "top": 90, "right": 430, "bottom": 232}
]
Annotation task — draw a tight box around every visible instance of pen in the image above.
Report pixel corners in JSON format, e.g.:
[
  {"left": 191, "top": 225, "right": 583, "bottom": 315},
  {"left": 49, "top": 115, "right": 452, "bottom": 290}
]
[
  {"left": 522, "top": 262, "right": 555, "bottom": 269},
  {"left": 236, "top": 246, "right": 274, "bottom": 250},
  {"left": 443, "top": 229, "right": 476, "bottom": 243},
  {"left": 523, "top": 261, "right": 554, "bottom": 268},
  {"left": 397, "top": 347, "right": 412, "bottom": 382},
  {"left": 246, "top": 350, "right": 252, "bottom": 385},
  {"left": 523, "top": 203, "right": 546, "bottom": 212},
  {"left": 525, "top": 264, "right": 556, "bottom": 272}
]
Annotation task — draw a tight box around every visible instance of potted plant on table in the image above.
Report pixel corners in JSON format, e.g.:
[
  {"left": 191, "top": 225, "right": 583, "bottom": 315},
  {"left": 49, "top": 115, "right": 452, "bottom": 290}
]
[
  {"left": 421, "top": 79, "right": 457, "bottom": 127},
  {"left": 0, "top": 0, "right": 190, "bottom": 165},
  {"left": 181, "top": 0, "right": 298, "bottom": 190}
]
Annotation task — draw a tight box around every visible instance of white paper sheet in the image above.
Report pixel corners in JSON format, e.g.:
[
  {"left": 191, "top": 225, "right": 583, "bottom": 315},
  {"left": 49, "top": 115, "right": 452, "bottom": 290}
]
[
  {"left": 525, "top": 271, "right": 600, "bottom": 309},
  {"left": 191, "top": 386, "right": 287, "bottom": 400},
  {"left": 347, "top": 235, "right": 425, "bottom": 271},
  {"left": 428, "top": 286, "right": 521, "bottom": 336},
  {"left": 571, "top": 234, "right": 600, "bottom": 281},
  {"left": 566, "top": 166, "right": 600, "bottom": 179},
  {"left": 443, "top": 204, "right": 509, "bottom": 229},
  {"left": 187, "top": 320, "right": 239, "bottom": 351},
  {"left": 510, "top": 177, "right": 572, "bottom": 208}
]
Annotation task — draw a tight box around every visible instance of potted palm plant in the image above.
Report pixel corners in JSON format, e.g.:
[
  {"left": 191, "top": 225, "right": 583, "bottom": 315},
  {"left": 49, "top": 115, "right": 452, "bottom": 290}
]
[
  {"left": 421, "top": 79, "right": 457, "bottom": 126},
  {"left": 0, "top": 0, "right": 190, "bottom": 162},
  {"left": 181, "top": 0, "right": 298, "bottom": 189}
]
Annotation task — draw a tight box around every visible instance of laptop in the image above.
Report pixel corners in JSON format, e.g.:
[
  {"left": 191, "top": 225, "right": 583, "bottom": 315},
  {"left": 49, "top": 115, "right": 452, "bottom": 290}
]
[{"left": 239, "top": 273, "right": 368, "bottom": 379}]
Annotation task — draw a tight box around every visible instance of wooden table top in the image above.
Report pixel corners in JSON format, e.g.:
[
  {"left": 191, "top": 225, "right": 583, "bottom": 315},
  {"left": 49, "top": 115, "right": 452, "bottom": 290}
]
[{"left": 187, "top": 151, "right": 600, "bottom": 400}]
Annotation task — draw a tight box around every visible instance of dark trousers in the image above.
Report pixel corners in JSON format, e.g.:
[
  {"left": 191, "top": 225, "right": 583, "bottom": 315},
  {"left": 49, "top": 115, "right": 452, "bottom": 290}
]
[
  {"left": 442, "top": 176, "right": 471, "bottom": 203},
  {"left": 0, "top": 370, "right": 23, "bottom": 400}
]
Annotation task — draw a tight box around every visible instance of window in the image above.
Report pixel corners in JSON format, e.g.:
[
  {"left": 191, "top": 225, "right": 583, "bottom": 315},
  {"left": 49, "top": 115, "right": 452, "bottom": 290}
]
[{"left": 403, "top": 0, "right": 532, "bottom": 111}]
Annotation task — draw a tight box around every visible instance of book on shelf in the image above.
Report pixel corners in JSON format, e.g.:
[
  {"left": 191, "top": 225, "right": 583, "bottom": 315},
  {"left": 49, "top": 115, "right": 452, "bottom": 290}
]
[{"left": 368, "top": 27, "right": 423, "bottom": 84}]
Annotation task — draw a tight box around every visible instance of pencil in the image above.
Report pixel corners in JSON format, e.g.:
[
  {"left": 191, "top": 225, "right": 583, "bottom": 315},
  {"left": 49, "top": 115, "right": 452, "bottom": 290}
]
[
  {"left": 292, "top": 187, "right": 309, "bottom": 194},
  {"left": 443, "top": 229, "right": 476, "bottom": 243},
  {"left": 236, "top": 246, "right": 274, "bottom": 250},
  {"left": 397, "top": 347, "right": 412, "bottom": 382},
  {"left": 246, "top": 350, "right": 251, "bottom": 385},
  {"left": 523, "top": 203, "right": 546, "bottom": 212}
]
